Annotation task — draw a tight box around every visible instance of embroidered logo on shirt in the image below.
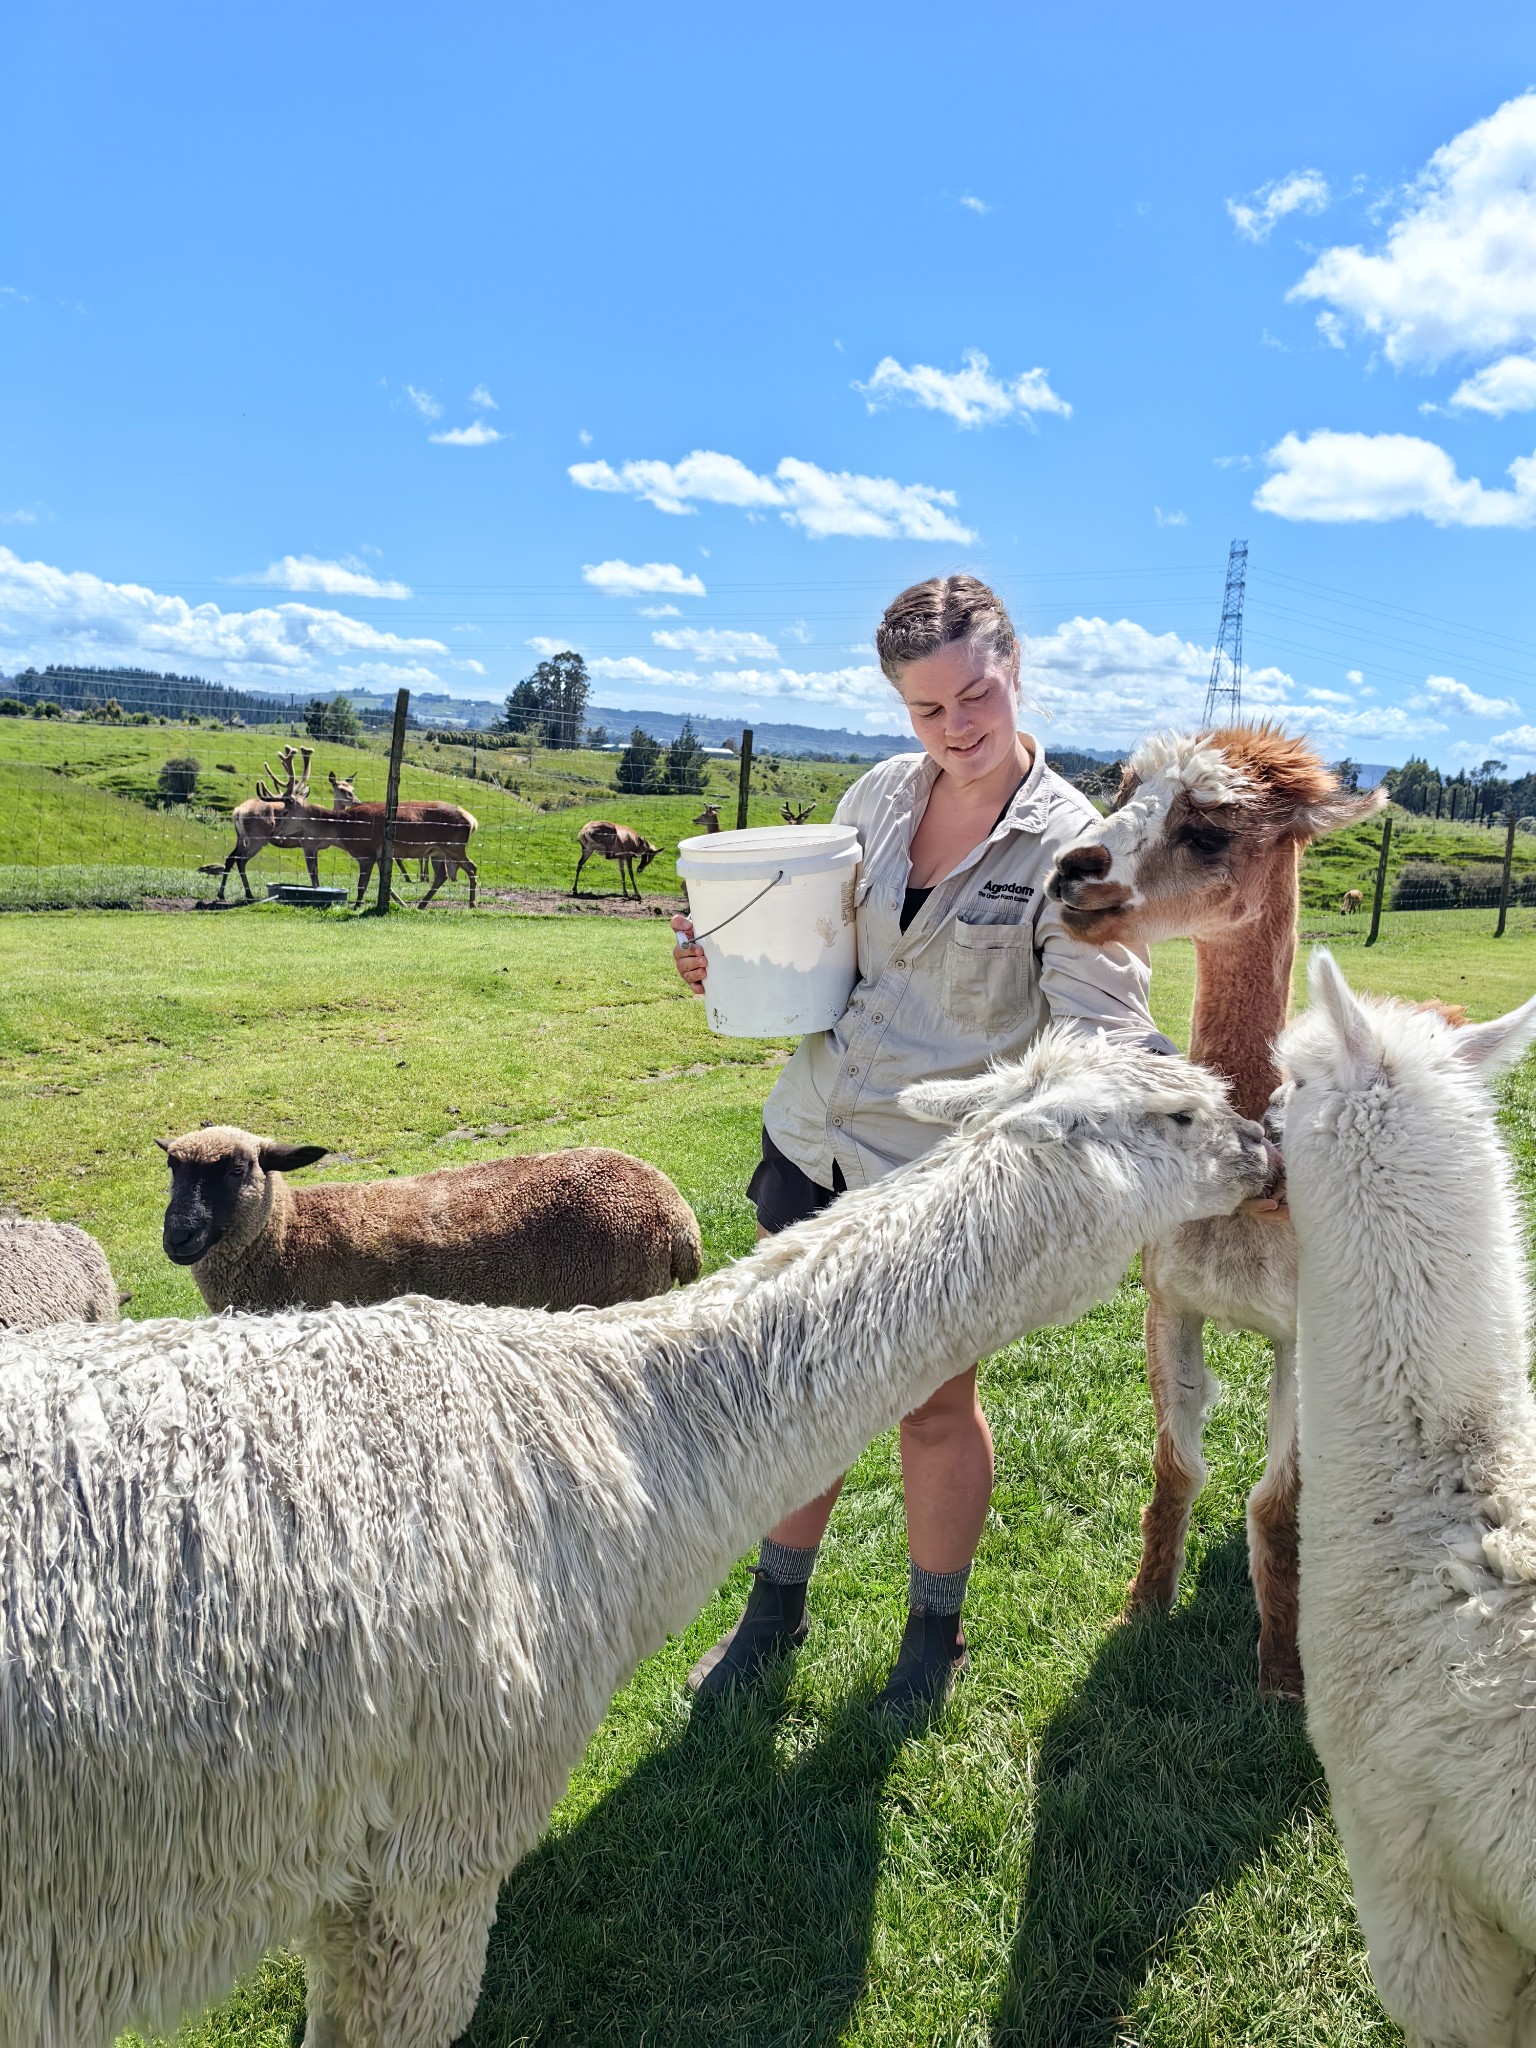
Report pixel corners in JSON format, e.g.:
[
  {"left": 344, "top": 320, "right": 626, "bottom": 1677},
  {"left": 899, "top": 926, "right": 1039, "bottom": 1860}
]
[{"left": 978, "top": 879, "right": 1035, "bottom": 901}]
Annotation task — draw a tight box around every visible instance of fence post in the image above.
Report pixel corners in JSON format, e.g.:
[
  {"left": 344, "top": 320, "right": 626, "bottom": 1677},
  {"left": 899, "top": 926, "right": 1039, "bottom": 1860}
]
[
  {"left": 1496, "top": 813, "right": 1517, "bottom": 937},
  {"left": 735, "top": 727, "right": 754, "bottom": 831},
  {"left": 1364, "top": 811, "right": 1392, "bottom": 948},
  {"left": 373, "top": 687, "right": 410, "bottom": 915}
]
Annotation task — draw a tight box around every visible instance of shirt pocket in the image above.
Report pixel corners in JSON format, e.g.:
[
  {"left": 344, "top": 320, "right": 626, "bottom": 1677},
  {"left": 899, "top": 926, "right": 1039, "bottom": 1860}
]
[
  {"left": 940, "top": 918, "right": 1037, "bottom": 1032},
  {"left": 855, "top": 877, "right": 897, "bottom": 981}
]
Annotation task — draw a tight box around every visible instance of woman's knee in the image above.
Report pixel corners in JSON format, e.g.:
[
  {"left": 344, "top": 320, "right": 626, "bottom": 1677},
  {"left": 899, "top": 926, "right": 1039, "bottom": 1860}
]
[{"left": 902, "top": 1367, "right": 983, "bottom": 1438}]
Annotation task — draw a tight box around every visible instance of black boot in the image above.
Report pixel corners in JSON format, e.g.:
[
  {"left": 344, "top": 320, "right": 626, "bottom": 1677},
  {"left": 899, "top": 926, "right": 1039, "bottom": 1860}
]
[
  {"left": 871, "top": 1608, "right": 968, "bottom": 1721},
  {"left": 687, "top": 1569, "right": 809, "bottom": 1698}
]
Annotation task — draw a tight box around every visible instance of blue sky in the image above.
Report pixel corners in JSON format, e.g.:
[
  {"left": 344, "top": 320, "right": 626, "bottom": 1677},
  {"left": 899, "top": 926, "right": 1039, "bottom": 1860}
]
[{"left": 3, "top": 2, "right": 1535, "bottom": 765}]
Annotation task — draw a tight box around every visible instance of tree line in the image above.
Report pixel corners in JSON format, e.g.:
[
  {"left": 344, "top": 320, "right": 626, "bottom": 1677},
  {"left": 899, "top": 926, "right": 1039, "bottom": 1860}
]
[{"left": 1376, "top": 756, "right": 1536, "bottom": 825}]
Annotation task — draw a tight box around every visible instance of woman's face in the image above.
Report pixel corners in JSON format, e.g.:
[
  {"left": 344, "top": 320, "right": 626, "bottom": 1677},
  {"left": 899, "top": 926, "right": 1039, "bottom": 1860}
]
[{"left": 896, "top": 640, "right": 1021, "bottom": 784}]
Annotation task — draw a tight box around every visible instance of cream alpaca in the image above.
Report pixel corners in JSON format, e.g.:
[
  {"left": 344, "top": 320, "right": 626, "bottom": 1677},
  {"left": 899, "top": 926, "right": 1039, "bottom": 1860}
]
[
  {"left": 0, "top": 1031, "right": 1268, "bottom": 2048},
  {"left": 1282, "top": 953, "right": 1536, "bottom": 2048}
]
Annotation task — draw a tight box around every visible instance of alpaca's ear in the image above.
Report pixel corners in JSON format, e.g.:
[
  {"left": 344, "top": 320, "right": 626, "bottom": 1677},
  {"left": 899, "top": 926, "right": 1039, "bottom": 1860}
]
[
  {"left": 1299, "top": 785, "right": 1387, "bottom": 839},
  {"left": 1307, "top": 949, "right": 1374, "bottom": 1063},
  {"left": 898, "top": 1074, "right": 1003, "bottom": 1126},
  {"left": 258, "top": 1141, "right": 330, "bottom": 1173},
  {"left": 1451, "top": 992, "right": 1536, "bottom": 1076}
]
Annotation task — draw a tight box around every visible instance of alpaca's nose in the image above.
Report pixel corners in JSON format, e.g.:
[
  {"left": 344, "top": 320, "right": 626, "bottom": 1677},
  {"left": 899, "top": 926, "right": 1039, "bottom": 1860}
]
[{"left": 1048, "top": 841, "right": 1132, "bottom": 915}]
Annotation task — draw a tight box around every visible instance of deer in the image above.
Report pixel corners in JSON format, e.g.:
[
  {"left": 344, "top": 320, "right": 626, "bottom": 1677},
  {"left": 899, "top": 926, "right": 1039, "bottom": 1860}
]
[
  {"left": 780, "top": 799, "right": 817, "bottom": 824},
  {"left": 1341, "top": 888, "right": 1364, "bottom": 913},
  {"left": 692, "top": 804, "right": 722, "bottom": 833},
  {"left": 205, "top": 747, "right": 332, "bottom": 902},
  {"left": 318, "top": 771, "right": 478, "bottom": 909},
  {"left": 572, "top": 821, "right": 658, "bottom": 901}
]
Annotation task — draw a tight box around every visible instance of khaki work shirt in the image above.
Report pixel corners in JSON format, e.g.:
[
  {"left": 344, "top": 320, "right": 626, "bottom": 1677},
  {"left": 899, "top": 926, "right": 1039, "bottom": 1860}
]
[{"left": 762, "top": 741, "right": 1171, "bottom": 1191}]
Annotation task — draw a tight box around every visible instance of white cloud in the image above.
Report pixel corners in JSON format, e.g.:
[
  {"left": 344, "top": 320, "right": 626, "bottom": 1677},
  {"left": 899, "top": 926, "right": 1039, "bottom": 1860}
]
[
  {"left": 1228, "top": 169, "right": 1331, "bottom": 243},
  {"left": 1, "top": 286, "right": 32, "bottom": 304},
  {"left": 1491, "top": 725, "right": 1536, "bottom": 759},
  {"left": 1316, "top": 311, "right": 1347, "bottom": 350},
  {"left": 1254, "top": 428, "right": 1536, "bottom": 527},
  {"left": 429, "top": 419, "right": 504, "bottom": 446},
  {"left": 855, "top": 349, "right": 1071, "bottom": 427},
  {"left": 638, "top": 603, "right": 681, "bottom": 618},
  {"left": 239, "top": 554, "right": 412, "bottom": 599},
  {"left": 453, "top": 658, "right": 487, "bottom": 675},
  {"left": 1306, "top": 687, "right": 1353, "bottom": 704},
  {"left": 587, "top": 655, "right": 682, "bottom": 686},
  {"left": 335, "top": 661, "right": 442, "bottom": 686},
  {"left": 959, "top": 194, "right": 989, "bottom": 215},
  {"left": 1154, "top": 506, "right": 1187, "bottom": 527},
  {"left": 569, "top": 448, "right": 975, "bottom": 542},
  {"left": 1447, "top": 353, "right": 1536, "bottom": 415},
  {"left": 0, "top": 545, "right": 446, "bottom": 676},
  {"left": 468, "top": 383, "right": 498, "bottom": 410},
  {"left": 405, "top": 385, "right": 441, "bottom": 420},
  {"left": 1419, "top": 673, "right": 1521, "bottom": 717},
  {"left": 527, "top": 636, "right": 577, "bottom": 656},
  {"left": 1, "top": 508, "right": 38, "bottom": 525},
  {"left": 1288, "top": 92, "right": 1536, "bottom": 366},
  {"left": 652, "top": 627, "right": 779, "bottom": 662},
  {"left": 581, "top": 559, "right": 707, "bottom": 598},
  {"left": 578, "top": 428, "right": 593, "bottom": 446},
  {"left": 1347, "top": 669, "right": 1364, "bottom": 685}
]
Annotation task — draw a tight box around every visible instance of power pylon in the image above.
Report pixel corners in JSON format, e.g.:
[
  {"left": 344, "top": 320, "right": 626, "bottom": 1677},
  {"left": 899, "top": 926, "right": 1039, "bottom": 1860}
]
[{"left": 1202, "top": 539, "right": 1248, "bottom": 727}]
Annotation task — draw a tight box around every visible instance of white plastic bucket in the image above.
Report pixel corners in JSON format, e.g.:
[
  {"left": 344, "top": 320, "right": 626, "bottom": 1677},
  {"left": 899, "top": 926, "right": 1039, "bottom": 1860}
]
[{"left": 676, "top": 825, "right": 861, "bottom": 1037}]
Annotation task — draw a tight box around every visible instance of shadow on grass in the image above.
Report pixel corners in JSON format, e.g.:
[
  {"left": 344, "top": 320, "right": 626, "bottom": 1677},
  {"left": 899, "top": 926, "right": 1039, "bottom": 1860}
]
[
  {"left": 993, "top": 1532, "right": 1326, "bottom": 2048},
  {"left": 463, "top": 1682, "right": 911, "bottom": 2047}
]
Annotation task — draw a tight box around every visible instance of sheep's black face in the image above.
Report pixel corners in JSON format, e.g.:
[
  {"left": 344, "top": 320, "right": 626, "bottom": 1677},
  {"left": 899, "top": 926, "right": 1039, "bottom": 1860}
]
[{"left": 162, "top": 1156, "right": 254, "bottom": 1264}]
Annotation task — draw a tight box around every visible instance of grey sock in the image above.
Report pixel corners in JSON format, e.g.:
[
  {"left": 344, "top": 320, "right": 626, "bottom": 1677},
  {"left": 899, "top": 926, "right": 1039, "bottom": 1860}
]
[
  {"left": 909, "top": 1561, "right": 970, "bottom": 1617},
  {"left": 756, "top": 1537, "right": 819, "bottom": 1586}
]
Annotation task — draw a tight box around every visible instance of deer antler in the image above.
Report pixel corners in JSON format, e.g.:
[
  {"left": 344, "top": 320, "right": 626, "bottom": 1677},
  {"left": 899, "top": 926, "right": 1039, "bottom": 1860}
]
[
  {"left": 780, "top": 800, "right": 816, "bottom": 824},
  {"left": 295, "top": 746, "right": 313, "bottom": 800}
]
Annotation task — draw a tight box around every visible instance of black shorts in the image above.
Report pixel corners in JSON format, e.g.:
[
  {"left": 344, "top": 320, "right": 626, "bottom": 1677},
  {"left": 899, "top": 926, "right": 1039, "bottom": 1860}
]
[{"left": 747, "top": 1126, "right": 847, "bottom": 1234}]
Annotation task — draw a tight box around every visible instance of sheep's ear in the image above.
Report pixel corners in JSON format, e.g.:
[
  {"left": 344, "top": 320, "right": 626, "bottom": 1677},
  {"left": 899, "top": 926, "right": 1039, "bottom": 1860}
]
[
  {"left": 1307, "top": 949, "right": 1373, "bottom": 1064},
  {"left": 899, "top": 1074, "right": 1004, "bottom": 1127},
  {"left": 258, "top": 1142, "right": 329, "bottom": 1173},
  {"left": 154, "top": 1136, "right": 171, "bottom": 1154},
  {"left": 1452, "top": 992, "right": 1536, "bottom": 1076}
]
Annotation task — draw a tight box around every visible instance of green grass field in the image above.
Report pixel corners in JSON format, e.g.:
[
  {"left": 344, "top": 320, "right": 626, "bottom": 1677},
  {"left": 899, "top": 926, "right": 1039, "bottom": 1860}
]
[{"left": 6, "top": 906, "right": 1536, "bottom": 2046}]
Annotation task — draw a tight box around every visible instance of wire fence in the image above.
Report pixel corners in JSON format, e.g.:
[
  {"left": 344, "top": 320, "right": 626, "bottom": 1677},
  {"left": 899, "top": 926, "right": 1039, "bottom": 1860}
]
[{"left": 0, "top": 675, "right": 863, "bottom": 912}]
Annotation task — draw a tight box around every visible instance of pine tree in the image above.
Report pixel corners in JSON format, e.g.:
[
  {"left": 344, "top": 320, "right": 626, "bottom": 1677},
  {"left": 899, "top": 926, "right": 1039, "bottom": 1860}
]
[
  {"left": 615, "top": 726, "right": 664, "bottom": 793},
  {"left": 663, "top": 716, "right": 708, "bottom": 793}
]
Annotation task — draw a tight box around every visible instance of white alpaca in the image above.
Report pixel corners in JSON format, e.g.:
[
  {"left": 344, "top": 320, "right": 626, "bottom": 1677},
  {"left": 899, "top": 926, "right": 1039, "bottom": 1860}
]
[
  {"left": 0, "top": 1032, "right": 1269, "bottom": 2048},
  {"left": 1282, "top": 952, "right": 1536, "bottom": 2048}
]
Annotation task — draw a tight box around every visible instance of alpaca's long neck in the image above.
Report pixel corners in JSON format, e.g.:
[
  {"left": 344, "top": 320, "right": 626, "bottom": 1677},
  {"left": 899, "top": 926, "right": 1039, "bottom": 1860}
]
[
  {"left": 1190, "top": 849, "right": 1299, "bottom": 1121},
  {"left": 1295, "top": 1109, "right": 1532, "bottom": 1498},
  {"left": 596, "top": 1130, "right": 1166, "bottom": 1645}
]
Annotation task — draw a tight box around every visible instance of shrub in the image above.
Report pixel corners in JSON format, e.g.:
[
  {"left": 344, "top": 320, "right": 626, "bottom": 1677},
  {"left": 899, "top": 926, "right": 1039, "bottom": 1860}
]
[
  {"left": 0, "top": 698, "right": 26, "bottom": 716},
  {"left": 30, "top": 700, "right": 62, "bottom": 719},
  {"left": 158, "top": 755, "right": 202, "bottom": 804}
]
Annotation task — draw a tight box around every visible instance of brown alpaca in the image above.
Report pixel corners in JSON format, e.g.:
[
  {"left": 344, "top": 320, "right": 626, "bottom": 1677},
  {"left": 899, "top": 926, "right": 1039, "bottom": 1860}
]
[{"left": 1048, "top": 725, "right": 1382, "bottom": 1695}]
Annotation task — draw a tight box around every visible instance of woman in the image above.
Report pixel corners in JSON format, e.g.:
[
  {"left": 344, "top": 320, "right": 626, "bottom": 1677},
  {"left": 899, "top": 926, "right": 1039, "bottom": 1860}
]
[{"left": 671, "top": 575, "right": 1173, "bottom": 1716}]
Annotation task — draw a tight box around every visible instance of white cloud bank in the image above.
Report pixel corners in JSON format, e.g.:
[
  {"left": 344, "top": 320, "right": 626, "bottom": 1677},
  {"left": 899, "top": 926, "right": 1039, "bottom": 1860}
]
[
  {"left": 1254, "top": 428, "right": 1536, "bottom": 527},
  {"left": 570, "top": 448, "right": 974, "bottom": 542},
  {"left": 0, "top": 545, "right": 446, "bottom": 678},
  {"left": 1288, "top": 92, "right": 1536, "bottom": 366},
  {"left": 1418, "top": 673, "right": 1520, "bottom": 717},
  {"left": 430, "top": 419, "right": 504, "bottom": 446},
  {"left": 239, "top": 555, "right": 412, "bottom": 599},
  {"left": 1447, "top": 353, "right": 1536, "bottom": 415},
  {"left": 855, "top": 349, "right": 1071, "bottom": 428},
  {"left": 1228, "top": 169, "right": 1331, "bottom": 243},
  {"left": 581, "top": 559, "right": 707, "bottom": 598},
  {"left": 652, "top": 626, "right": 779, "bottom": 662}
]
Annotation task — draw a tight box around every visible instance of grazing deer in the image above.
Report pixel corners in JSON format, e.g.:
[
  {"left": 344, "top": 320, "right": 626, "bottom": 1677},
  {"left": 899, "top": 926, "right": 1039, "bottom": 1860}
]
[
  {"left": 692, "top": 804, "right": 722, "bottom": 833},
  {"left": 572, "top": 821, "right": 658, "bottom": 901},
  {"left": 780, "top": 800, "right": 816, "bottom": 824},
  {"left": 208, "top": 747, "right": 330, "bottom": 901},
  {"left": 1342, "top": 888, "right": 1364, "bottom": 913},
  {"left": 319, "top": 771, "right": 478, "bottom": 908}
]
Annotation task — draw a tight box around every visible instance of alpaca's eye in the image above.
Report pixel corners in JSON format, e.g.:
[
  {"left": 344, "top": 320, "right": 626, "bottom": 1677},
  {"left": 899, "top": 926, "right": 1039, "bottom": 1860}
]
[
  {"left": 1184, "top": 830, "right": 1231, "bottom": 858},
  {"left": 1170, "top": 1111, "right": 1194, "bottom": 1127}
]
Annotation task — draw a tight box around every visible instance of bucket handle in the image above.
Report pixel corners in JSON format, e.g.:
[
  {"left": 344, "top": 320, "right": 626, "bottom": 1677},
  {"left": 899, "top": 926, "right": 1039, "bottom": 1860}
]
[{"left": 679, "top": 868, "right": 787, "bottom": 944}]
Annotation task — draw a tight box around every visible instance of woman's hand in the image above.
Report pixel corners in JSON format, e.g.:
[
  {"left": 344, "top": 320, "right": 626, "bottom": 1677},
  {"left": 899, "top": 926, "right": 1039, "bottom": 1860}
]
[{"left": 671, "top": 914, "right": 706, "bottom": 995}]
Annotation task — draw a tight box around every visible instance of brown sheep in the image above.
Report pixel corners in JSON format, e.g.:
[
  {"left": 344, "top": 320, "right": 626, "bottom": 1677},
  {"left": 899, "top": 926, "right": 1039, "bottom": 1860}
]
[{"left": 158, "top": 1129, "right": 702, "bottom": 1314}]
